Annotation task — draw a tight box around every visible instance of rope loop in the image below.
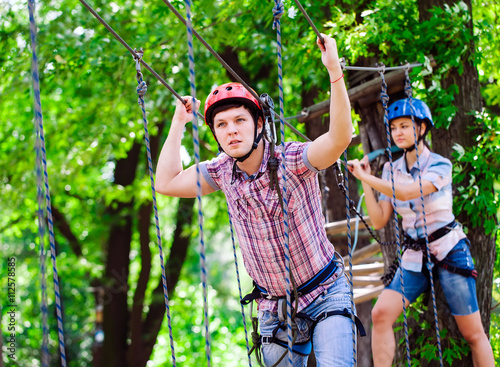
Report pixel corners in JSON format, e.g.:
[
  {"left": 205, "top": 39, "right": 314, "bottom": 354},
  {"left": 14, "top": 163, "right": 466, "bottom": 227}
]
[
  {"left": 133, "top": 48, "right": 143, "bottom": 69},
  {"left": 339, "top": 57, "right": 347, "bottom": 71},
  {"left": 268, "top": 156, "right": 280, "bottom": 172},
  {"left": 378, "top": 65, "right": 390, "bottom": 108},
  {"left": 272, "top": 0, "right": 284, "bottom": 30},
  {"left": 404, "top": 62, "right": 412, "bottom": 98},
  {"left": 137, "top": 80, "right": 148, "bottom": 100}
]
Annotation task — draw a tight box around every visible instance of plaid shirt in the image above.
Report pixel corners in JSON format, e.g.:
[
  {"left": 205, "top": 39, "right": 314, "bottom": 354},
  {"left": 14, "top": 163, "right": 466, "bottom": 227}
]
[
  {"left": 201, "top": 141, "right": 336, "bottom": 312},
  {"left": 379, "top": 147, "right": 465, "bottom": 270}
]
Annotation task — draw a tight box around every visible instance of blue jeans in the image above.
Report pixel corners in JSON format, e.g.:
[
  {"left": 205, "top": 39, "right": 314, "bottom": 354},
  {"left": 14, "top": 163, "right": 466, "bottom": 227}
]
[
  {"left": 259, "top": 275, "right": 356, "bottom": 366},
  {"left": 387, "top": 238, "right": 478, "bottom": 315}
]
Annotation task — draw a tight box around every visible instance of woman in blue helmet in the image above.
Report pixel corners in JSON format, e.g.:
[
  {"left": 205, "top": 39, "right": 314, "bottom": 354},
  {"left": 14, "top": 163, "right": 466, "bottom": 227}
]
[{"left": 348, "top": 99, "right": 494, "bottom": 367}]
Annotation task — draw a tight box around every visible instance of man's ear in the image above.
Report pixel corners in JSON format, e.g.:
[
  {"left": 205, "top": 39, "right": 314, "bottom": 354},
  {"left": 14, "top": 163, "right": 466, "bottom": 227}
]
[{"left": 257, "top": 116, "right": 264, "bottom": 131}]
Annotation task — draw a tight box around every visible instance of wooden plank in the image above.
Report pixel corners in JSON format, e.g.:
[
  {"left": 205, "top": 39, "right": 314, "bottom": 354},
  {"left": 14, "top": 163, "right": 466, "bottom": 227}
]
[
  {"left": 352, "top": 275, "right": 383, "bottom": 287},
  {"left": 354, "top": 285, "right": 385, "bottom": 304},
  {"left": 348, "top": 263, "right": 384, "bottom": 276},
  {"left": 343, "top": 242, "right": 381, "bottom": 265},
  {"left": 324, "top": 216, "right": 373, "bottom": 236}
]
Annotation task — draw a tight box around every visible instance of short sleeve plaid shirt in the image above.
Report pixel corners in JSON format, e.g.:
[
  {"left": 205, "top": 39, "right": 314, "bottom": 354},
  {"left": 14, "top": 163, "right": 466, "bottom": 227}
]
[{"left": 201, "top": 141, "right": 336, "bottom": 312}]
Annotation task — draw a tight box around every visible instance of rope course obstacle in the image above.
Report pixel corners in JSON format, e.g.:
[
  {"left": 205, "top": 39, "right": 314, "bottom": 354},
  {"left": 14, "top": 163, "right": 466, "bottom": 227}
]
[
  {"left": 28, "top": 0, "right": 441, "bottom": 365},
  {"left": 28, "top": 0, "right": 67, "bottom": 366}
]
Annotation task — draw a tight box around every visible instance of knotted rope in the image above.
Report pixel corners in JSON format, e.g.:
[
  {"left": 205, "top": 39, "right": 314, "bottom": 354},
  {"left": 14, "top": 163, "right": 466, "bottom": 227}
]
[
  {"left": 379, "top": 67, "right": 411, "bottom": 366},
  {"left": 183, "top": 1, "right": 212, "bottom": 364},
  {"left": 134, "top": 49, "right": 177, "bottom": 366},
  {"left": 404, "top": 66, "right": 444, "bottom": 367},
  {"left": 28, "top": 0, "right": 67, "bottom": 365}
]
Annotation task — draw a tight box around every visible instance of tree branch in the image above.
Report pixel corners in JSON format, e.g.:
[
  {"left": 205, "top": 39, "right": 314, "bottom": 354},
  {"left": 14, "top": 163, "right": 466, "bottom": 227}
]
[{"left": 51, "top": 205, "right": 83, "bottom": 257}]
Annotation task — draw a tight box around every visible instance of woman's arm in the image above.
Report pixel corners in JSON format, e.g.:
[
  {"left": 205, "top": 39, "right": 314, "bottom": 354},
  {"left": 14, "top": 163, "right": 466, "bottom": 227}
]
[
  {"left": 348, "top": 156, "right": 439, "bottom": 228},
  {"left": 348, "top": 157, "right": 393, "bottom": 229}
]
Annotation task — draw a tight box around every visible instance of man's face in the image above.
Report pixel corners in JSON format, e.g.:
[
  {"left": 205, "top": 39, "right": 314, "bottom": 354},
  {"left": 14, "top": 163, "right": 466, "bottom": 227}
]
[{"left": 212, "top": 106, "right": 262, "bottom": 158}]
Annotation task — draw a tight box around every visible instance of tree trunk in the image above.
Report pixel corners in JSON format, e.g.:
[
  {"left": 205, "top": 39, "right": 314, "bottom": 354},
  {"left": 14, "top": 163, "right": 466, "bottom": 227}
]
[
  {"left": 417, "top": 0, "right": 496, "bottom": 365},
  {"left": 99, "top": 141, "right": 141, "bottom": 367}
]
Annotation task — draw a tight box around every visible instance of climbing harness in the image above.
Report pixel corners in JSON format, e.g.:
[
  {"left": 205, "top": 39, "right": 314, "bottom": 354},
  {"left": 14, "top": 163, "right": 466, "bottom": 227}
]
[
  {"left": 382, "top": 221, "right": 478, "bottom": 286},
  {"left": 241, "top": 255, "right": 344, "bottom": 305},
  {"left": 258, "top": 307, "right": 366, "bottom": 356}
]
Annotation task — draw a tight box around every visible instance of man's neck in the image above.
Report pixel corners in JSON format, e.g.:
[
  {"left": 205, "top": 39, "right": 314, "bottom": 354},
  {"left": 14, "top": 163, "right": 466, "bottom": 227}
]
[{"left": 236, "top": 142, "right": 265, "bottom": 176}]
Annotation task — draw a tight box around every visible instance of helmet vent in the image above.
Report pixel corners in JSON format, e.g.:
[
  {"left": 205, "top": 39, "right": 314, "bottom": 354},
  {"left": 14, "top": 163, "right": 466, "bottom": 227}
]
[
  {"left": 213, "top": 90, "right": 219, "bottom": 95},
  {"left": 226, "top": 86, "right": 233, "bottom": 91},
  {"left": 394, "top": 107, "right": 399, "bottom": 111}
]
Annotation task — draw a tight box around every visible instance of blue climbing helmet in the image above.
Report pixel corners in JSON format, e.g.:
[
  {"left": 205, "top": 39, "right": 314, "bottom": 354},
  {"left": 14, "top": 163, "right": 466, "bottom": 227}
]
[{"left": 387, "top": 98, "right": 434, "bottom": 128}]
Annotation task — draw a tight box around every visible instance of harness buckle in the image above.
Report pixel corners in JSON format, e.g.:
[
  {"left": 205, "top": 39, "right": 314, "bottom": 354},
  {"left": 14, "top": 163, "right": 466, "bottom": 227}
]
[{"left": 261, "top": 336, "right": 273, "bottom": 345}]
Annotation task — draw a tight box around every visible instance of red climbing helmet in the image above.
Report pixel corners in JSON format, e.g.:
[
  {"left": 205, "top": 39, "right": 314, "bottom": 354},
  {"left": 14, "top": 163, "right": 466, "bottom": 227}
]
[{"left": 204, "top": 83, "right": 262, "bottom": 127}]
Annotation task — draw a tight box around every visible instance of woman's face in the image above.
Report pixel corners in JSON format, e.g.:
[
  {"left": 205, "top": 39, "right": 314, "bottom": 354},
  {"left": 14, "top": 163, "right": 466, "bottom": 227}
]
[{"left": 390, "top": 117, "right": 425, "bottom": 149}]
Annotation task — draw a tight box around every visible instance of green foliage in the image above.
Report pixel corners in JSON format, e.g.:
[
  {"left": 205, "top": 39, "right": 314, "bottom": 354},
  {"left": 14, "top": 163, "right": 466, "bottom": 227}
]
[
  {"left": 396, "top": 299, "right": 470, "bottom": 366},
  {"left": 1, "top": 0, "right": 499, "bottom": 365},
  {"left": 452, "top": 110, "right": 500, "bottom": 235}
]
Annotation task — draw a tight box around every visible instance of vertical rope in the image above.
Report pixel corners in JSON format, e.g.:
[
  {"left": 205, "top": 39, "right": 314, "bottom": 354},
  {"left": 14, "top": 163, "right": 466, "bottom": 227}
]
[
  {"left": 35, "top": 101, "right": 50, "bottom": 367},
  {"left": 184, "top": 1, "right": 211, "bottom": 365},
  {"left": 272, "top": 2, "right": 293, "bottom": 365},
  {"left": 404, "top": 67, "right": 443, "bottom": 367},
  {"left": 343, "top": 152, "right": 357, "bottom": 366},
  {"left": 227, "top": 209, "right": 252, "bottom": 366},
  {"left": 134, "top": 51, "right": 177, "bottom": 367},
  {"left": 379, "top": 68, "right": 411, "bottom": 366},
  {"left": 28, "top": 0, "right": 67, "bottom": 365}
]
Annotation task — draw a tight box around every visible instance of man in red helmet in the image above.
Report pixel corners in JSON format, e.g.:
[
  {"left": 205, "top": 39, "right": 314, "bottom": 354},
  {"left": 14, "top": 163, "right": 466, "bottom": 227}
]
[{"left": 156, "top": 34, "right": 357, "bottom": 366}]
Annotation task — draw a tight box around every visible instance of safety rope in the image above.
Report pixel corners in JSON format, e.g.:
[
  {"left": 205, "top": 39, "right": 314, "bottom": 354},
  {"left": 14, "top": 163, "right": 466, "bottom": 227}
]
[
  {"left": 183, "top": 1, "right": 212, "bottom": 364},
  {"left": 134, "top": 50, "right": 177, "bottom": 367},
  {"left": 226, "top": 211, "right": 253, "bottom": 367},
  {"left": 334, "top": 163, "right": 396, "bottom": 248},
  {"left": 404, "top": 67, "right": 444, "bottom": 367},
  {"left": 34, "top": 66, "right": 50, "bottom": 367},
  {"left": 379, "top": 68, "right": 411, "bottom": 366},
  {"left": 28, "top": 0, "right": 67, "bottom": 365},
  {"left": 272, "top": 2, "right": 294, "bottom": 365},
  {"left": 342, "top": 152, "right": 357, "bottom": 366}
]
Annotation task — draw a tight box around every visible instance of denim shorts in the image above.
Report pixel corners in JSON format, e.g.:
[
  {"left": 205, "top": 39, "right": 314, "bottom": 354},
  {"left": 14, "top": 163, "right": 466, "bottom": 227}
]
[
  {"left": 259, "top": 275, "right": 356, "bottom": 366},
  {"left": 386, "top": 238, "right": 478, "bottom": 316}
]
